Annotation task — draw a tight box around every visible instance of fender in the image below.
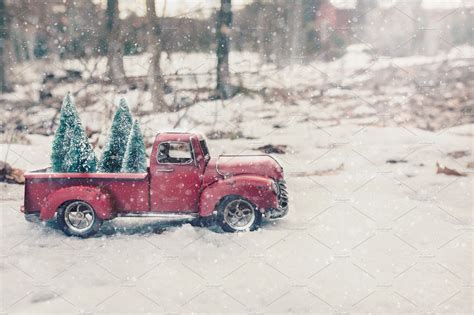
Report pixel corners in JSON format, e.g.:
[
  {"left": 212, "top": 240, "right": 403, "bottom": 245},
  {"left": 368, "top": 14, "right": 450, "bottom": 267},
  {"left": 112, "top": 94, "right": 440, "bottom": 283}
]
[
  {"left": 40, "top": 186, "right": 113, "bottom": 220},
  {"left": 199, "top": 175, "right": 278, "bottom": 217}
]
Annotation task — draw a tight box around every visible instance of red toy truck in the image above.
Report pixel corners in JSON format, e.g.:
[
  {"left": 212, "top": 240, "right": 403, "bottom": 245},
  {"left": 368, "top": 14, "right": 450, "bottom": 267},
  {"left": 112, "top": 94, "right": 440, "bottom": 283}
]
[{"left": 22, "top": 132, "right": 288, "bottom": 237}]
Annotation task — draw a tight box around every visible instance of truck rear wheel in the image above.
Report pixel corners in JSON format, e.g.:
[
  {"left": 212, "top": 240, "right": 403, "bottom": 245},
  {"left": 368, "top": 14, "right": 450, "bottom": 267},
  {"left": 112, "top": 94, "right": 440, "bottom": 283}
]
[
  {"left": 57, "top": 201, "right": 102, "bottom": 237},
  {"left": 217, "top": 196, "right": 262, "bottom": 232}
]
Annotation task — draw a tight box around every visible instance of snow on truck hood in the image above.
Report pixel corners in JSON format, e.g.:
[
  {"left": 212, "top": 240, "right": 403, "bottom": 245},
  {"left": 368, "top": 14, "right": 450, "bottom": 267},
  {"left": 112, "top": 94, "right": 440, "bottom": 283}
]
[{"left": 207, "top": 155, "right": 284, "bottom": 180}]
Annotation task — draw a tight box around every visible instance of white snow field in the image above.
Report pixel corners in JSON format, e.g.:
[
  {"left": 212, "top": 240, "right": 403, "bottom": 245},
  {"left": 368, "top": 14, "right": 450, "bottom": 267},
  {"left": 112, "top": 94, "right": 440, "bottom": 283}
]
[
  {"left": 1, "top": 122, "right": 472, "bottom": 313},
  {"left": 1, "top": 46, "right": 473, "bottom": 313}
]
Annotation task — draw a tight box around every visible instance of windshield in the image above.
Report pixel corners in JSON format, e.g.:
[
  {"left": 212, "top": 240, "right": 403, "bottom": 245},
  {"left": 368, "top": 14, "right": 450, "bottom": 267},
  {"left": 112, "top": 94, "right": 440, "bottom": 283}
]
[{"left": 200, "top": 139, "right": 210, "bottom": 162}]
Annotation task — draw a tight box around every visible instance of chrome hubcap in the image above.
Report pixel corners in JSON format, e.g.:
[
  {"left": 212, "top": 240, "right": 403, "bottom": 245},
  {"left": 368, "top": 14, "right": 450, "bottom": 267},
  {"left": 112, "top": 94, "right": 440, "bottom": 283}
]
[
  {"left": 64, "top": 201, "right": 95, "bottom": 233},
  {"left": 223, "top": 199, "right": 255, "bottom": 230}
]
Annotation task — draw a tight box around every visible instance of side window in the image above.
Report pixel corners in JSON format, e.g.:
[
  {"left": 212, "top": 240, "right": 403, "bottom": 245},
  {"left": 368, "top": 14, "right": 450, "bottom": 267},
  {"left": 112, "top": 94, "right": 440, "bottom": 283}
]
[{"left": 157, "top": 142, "right": 193, "bottom": 164}]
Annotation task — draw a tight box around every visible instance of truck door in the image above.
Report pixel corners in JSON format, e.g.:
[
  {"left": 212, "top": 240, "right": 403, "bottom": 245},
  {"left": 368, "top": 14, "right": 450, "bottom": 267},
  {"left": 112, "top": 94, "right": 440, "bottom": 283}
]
[{"left": 150, "top": 139, "right": 202, "bottom": 212}]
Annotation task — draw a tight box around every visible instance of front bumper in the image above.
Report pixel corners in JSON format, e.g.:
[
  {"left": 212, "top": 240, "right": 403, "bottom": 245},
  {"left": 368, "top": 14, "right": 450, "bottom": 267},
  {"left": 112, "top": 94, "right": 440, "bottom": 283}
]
[{"left": 266, "top": 180, "right": 289, "bottom": 219}]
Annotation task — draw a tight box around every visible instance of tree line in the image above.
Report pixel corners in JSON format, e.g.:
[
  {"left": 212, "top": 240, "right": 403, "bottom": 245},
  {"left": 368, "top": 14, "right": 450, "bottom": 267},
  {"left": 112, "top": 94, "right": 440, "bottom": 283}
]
[
  {"left": 0, "top": 0, "right": 329, "bottom": 103},
  {"left": 1, "top": 0, "right": 470, "bottom": 104}
]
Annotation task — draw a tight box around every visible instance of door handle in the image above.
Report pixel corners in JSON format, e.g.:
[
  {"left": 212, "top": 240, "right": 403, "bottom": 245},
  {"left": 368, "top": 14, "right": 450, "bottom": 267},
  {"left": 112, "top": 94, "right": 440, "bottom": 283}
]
[{"left": 156, "top": 168, "right": 174, "bottom": 172}]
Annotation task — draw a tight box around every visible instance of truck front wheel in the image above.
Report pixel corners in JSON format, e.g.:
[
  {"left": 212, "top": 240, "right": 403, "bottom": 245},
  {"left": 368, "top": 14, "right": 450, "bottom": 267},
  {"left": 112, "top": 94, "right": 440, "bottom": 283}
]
[
  {"left": 57, "top": 201, "right": 102, "bottom": 237},
  {"left": 217, "top": 196, "right": 262, "bottom": 232}
]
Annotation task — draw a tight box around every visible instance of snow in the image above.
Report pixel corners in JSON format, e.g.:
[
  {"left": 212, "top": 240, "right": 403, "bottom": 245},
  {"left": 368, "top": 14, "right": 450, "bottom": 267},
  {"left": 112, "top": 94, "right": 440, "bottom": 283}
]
[
  {"left": 1, "top": 44, "right": 473, "bottom": 313},
  {"left": 1, "top": 120, "right": 472, "bottom": 312}
]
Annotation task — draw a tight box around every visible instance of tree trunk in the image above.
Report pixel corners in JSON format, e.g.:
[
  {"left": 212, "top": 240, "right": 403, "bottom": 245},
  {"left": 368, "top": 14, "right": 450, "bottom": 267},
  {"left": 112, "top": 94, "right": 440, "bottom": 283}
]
[
  {"left": 289, "top": 0, "right": 303, "bottom": 63},
  {"left": 0, "top": 0, "right": 11, "bottom": 93},
  {"left": 105, "top": 0, "right": 125, "bottom": 85},
  {"left": 216, "top": 0, "right": 233, "bottom": 99},
  {"left": 273, "top": 0, "right": 288, "bottom": 68},
  {"left": 354, "top": 0, "right": 377, "bottom": 41},
  {"left": 146, "top": 0, "right": 167, "bottom": 112},
  {"left": 256, "top": 0, "right": 266, "bottom": 65}
]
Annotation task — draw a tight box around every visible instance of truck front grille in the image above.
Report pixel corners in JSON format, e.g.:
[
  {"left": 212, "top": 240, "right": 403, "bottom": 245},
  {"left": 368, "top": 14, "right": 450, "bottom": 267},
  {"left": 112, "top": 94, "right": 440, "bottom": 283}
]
[{"left": 278, "top": 180, "right": 289, "bottom": 211}]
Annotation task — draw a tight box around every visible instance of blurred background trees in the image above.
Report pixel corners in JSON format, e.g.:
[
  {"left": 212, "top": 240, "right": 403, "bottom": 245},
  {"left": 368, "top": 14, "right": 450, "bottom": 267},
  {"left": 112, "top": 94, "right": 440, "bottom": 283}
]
[
  {"left": 0, "top": 0, "right": 10, "bottom": 93},
  {"left": 0, "top": 0, "right": 472, "bottom": 98},
  {"left": 146, "top": 0, "right": 167, "bottom": 111},
  {"left": 105, "top": 0, "right": 126, "bottom": 84},
  {"left": 216, "top": 0, "right": 233, "bottom": 99}
]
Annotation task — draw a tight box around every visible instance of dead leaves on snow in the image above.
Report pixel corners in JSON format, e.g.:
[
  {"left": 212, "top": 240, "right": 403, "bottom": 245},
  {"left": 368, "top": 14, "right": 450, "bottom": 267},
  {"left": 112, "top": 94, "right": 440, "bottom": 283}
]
[
  {"left": 447, "top": 150, "right": 470, "bottom": 159},
  {"left": 0, "top": 161, "right": 25, "bottom": 184},
  {"left": 435, "top": 150, "right": 472, "bottom": 176},
  {"left": 256, "top": 144, "right": 288, "bottom": 154},
  {"left": 291, "top": 163, "right": 344, "bottom": 177},
  {"left": 436, "top": 162, "right": 466, "bottom": 177}
]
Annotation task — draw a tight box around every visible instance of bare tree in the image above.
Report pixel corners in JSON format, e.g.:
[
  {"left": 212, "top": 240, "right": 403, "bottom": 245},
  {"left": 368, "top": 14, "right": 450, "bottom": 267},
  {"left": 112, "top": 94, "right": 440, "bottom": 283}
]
[
  {"left": 256, "top": 0, "right": 266, "bottom": 65},
  {"left": 216, "top": 0, "right": 233, "bottom": 99},
  {"left": 273, "top": 0, "right": 288, "bottom": 68},
  {"left": 0, "top": 0, "right": 11, "bottom": 93},
  {"left": 105, "top": 0, "right": 125, "bottom": 85},
  {"left": 289, "top": 0, "right": 303, "bottom": 63},
  {"left": 146, "top": 0, "right": 167, "bottom": 111},
  {"left": 354, "top": 0, "right": 377, "bottom": 40}
]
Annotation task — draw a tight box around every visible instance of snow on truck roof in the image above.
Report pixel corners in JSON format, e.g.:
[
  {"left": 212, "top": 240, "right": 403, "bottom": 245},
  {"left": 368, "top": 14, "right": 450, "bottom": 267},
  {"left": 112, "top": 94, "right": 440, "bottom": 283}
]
[
  {"left": 161, "top": 131, "right": 204, "bottom": 136},
  {"left": 155, "top": 132, "right": 206, "bottom": 141}
]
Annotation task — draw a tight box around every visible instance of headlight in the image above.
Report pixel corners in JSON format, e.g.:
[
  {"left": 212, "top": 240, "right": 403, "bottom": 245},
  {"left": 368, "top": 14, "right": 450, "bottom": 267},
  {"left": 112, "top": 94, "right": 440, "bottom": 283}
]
[{"left": 270, "top": 180, "right": 280, "bottom": 195}]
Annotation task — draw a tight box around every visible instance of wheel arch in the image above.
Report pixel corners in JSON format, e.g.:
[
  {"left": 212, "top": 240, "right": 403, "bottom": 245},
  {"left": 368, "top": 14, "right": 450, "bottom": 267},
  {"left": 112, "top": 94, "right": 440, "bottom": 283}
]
[
  {"left": 41, "top": 186, "right": 113, "bottom": 220},
  {"left": 199, "top": 175, "right": 278, "bottom": 217}
]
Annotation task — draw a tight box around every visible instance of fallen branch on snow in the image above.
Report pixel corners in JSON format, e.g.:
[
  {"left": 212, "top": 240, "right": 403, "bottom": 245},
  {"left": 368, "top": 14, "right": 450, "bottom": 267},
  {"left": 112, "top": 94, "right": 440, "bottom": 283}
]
[
  {"left": 0, "top": 161, "right": 25, "bottom": 184},
  {"left": 436, "top": 162, "right": 466, "bottom": 177}
]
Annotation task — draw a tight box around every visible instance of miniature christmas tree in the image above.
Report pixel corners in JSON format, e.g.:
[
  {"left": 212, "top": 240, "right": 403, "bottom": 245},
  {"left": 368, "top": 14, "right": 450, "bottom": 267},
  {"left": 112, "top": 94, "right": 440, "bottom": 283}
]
[
  {"left": 98, "top": 98, "right": 133, "bottom": 172},
  {"left": 121, "top": 119, "right": 147, "bottom": 173},
  {"left": 63, "top": 120, "right": 98, "bottom": 173},
  {"left": 51, "top": 93, "right": 79, "bottom": 172}
]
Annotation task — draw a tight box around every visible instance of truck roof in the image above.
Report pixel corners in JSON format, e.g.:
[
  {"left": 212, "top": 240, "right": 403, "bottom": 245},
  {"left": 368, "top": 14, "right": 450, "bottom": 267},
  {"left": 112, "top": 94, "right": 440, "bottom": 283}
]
[{"left": 156, "top": 132, "right": 205, "bottom": 142}]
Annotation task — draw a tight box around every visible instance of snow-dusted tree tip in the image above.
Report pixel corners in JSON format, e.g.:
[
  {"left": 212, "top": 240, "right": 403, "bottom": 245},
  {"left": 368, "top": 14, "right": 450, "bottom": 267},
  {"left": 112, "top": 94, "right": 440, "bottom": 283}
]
[
  {"left": 99, "top": 98, "right": 133, "bottom": 173},
  {"left": 63, "top": 120, "right": 98, "bottom": 173},
  {"left": 121, "top": 119, "right": 147, "bottom": 173},
  {"left": 51, "top": 93, "right": 97, "bottom": 173}
]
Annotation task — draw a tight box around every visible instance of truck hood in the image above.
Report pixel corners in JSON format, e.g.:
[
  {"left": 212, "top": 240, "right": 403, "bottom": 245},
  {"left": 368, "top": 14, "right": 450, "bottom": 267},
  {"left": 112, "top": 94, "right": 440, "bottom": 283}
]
[{"left": 206, "top": 155, "right": 284, "bottom": 181}]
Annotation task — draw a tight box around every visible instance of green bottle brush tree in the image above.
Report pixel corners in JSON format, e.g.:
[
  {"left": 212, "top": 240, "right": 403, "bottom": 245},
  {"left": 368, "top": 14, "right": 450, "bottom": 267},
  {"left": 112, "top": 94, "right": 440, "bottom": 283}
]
[{"left": 50, "top": 95, "right": 146, "bottom": 173}]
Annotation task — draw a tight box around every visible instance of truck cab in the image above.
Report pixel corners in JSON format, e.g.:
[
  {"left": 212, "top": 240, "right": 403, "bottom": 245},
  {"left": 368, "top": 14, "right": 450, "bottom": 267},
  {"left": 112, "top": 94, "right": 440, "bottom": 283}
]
[
  {"left": 22, "top": 132, "right": 289, "bottom": 237},
  {"left": 150, "top": 132, "right": 207, "bottom": 213}
]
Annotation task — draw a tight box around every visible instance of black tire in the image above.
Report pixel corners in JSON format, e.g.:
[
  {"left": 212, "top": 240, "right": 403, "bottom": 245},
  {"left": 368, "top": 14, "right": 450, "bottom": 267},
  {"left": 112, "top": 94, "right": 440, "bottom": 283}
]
[
  {"left": 57, "top": 200, "right": 103, "bottom": 237},
  {"left": 217, "top": 195, "right": 262, "bottom": 233}
]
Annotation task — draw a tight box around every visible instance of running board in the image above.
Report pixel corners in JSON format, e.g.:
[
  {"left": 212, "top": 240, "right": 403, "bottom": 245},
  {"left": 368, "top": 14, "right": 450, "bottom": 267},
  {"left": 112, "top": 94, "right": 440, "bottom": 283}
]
[{"left": 116, "top": 212, "right": 199, "bottom": 220}]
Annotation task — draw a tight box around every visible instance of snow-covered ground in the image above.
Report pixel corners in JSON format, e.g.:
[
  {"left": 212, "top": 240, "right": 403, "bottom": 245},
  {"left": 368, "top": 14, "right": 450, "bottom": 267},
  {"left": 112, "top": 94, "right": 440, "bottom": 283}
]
[
  {"left": 1, "top": 121, "right": 473, "bottom": 313},
  {"left": 1, "top": 46, "right": 473, "bottom": 313}
]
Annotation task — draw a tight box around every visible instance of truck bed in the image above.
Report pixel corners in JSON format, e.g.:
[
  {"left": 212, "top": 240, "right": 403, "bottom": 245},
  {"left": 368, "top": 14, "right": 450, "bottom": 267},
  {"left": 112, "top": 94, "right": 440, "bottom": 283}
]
[{"left": 24, "top": 169, "right": 149, "bottom": 215}]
